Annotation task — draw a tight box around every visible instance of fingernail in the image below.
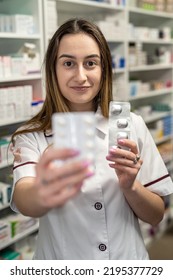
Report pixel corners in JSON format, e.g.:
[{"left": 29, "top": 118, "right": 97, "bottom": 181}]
[
  {"left": 112, "top": 145, "right": 118, "bottom": 149},
  {"left": 82, "top": 161, "right": 91, "bottom": 168},
  {"left": 71, "top": 149, "right": 80, "bottom": 155},
  {"left": 86, "top": 171, "right": 94, "bottom": 177},
  {"left": 106, "top": 155, "right": 111, "bottom": 160},
  {"left": 109, "top": 145, "right": 117, "bottom": 153},
  {"left": 118, "top": 139, "right": 125, "bottom": 144}
]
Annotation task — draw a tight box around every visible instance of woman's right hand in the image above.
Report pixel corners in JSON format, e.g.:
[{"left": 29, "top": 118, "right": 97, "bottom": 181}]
[{"left": 34, "top": 147, "right": 93, "bottom": 210}]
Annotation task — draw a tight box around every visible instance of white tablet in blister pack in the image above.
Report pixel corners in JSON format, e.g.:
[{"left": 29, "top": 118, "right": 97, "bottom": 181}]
[
  {"left": 52, "top": 112, "right": 96, "bottom": 170},
  {"left": 108, "top": 101, "right": 131, "bottom": 149}
]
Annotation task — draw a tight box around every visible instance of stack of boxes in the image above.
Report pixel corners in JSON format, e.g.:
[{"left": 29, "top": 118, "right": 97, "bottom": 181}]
[
  {"left": 137, "top": 0, "right": 173, "bottom": 12},
  {"left": 0, "top": 214, "right": 38, "bottom": 254},
  {"left": 0, "top": 182, "right": 12, "bottom": 209},
  {"left": 166, "top": 0, "right": 173, "bottom": 12},
  {"left": 0, "top": 85, "right": 33, "bottom": 124},
  {"left": 0, "top": 14, "right": 35, "bottom": 34},
  {"left": 95, "top": 18, "right": 127, "bottom": 41},
  {"left": 128, "top": 44, "right": 173, "bottom": 68}
]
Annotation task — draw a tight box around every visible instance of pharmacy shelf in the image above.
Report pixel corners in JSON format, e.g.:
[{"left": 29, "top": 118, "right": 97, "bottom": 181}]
[
  {"left": 0, "top": 161, "right": 13, "bottom": 169},
  {"left": 144, "top": 112, "right": 172, "bottom": 124},
  {"left": 129, "top": 6, "right": 173, "bottom": 19},
  {"left": 0, "top": 0, "right": 44, "bottom": 253},
  {"left": 155, "top": 135, "right": 172, "bottom": 145},
  {"left": 56, "top": 0, "right": 125, "bottom": 13},
  {"left": 0, "top": 222, "right": 39, "bottom": 251},
  {"left": 0, "top": 117, "right": 30, "bottom": 127},
  {"left": 129, "top": 39, "right": 173, "bottom": 45},
  {"left": 129, "top": 64, "right": 173, "bottom": 72},
  {"left": 0, "top": 74, "right": 41, "bottom": 83},
  {"left": 108, "top": 38, "right": 126, "bottom": 43},
  {"left": 113, "top": 68, "right": 126, "bottom": 74},
  {"left": 129, "top": 87, "right": 173, "bottom": 101},
  {"left": 0, "top": 33, "right": 41, "bottom": 39},
  {"left": 127, "top": 1, "right": 173, "bottom": 193},
  {"left": 0, "top": 203, "right": 10, "bottom": 211}
]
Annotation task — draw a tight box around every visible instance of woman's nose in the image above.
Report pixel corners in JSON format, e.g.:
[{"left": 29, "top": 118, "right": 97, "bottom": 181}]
[{"left": 74, "top": 65, "right": 87, "bottom": 82}]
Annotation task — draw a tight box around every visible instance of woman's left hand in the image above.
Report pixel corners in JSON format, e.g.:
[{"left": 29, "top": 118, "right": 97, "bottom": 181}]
[{"left": 106, "top": 138, "right": 143, "bottom": 190}]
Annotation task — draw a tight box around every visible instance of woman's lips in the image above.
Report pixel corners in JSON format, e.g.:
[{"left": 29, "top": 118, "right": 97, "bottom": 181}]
[{"left": 71, "top": 86, "right": 90, "bottom": 92}]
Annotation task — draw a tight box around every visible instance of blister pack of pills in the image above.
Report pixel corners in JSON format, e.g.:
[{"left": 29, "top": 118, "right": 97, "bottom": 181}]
[
  {"left": 52, "top": 112, "right": 96, "bottom": 170},
  {"left": 108, "top": 101, "right": 131, "bottom": 149}
]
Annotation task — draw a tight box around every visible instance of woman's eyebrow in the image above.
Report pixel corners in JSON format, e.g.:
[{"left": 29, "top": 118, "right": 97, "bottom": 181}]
[
  {"left": 87, "top": 54, "right": 100, "bottom": 59},
  {"left": 58, "top": 54, "right": 75, "bottom": 59},
  {"left": 58, "top": 54, "right": 100, "bottom": 59}
]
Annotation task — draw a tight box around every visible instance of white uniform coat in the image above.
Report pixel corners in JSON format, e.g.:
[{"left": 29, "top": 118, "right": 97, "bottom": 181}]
[{"left": 11, "top": 110, "right": 173, "bottom": 259}]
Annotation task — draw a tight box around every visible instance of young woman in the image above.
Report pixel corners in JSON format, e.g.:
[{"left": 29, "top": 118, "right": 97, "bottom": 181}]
[{"left": 10, "top": 18, "right": 173, "bottom": 259}]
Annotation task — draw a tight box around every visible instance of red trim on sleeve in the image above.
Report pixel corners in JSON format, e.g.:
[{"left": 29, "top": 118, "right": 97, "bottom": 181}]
[
  {"left": 144, "top": 174, "right": 170, "bottom": 187},
  {"left": 13, "top": 161, "right": 37, "bottom": 170}
]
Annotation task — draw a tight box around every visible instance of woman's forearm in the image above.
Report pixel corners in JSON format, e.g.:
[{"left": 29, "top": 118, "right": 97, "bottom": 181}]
[
  {"left": 13, "top": 178, "right": 49, "bottom": 218},
  {"left": 122, "top": 180, "right": 165, "bottom": 226}
]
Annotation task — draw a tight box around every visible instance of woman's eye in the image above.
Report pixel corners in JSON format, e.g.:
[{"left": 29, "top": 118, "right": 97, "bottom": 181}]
[
  {"left": 64, "top": 61, "right": 73, "bottom": 67},
  {"left": 86, "top": 61, "right": 96, "bottom": 67}
]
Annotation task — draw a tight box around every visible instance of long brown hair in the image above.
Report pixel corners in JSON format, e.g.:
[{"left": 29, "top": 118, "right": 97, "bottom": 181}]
[{"left": 11, "top": 18, "right": 113, "bottom": 141}]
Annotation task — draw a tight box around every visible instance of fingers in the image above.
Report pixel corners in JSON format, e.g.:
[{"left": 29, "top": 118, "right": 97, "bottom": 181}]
[
  {"left": 106, "top": 139, "right": 142, "bottom": 168},
  {"left": 107, "top": 155, "right": 142, "bottom": 169},
  {"left": 108, "top": 160, "right": 142, "bottom": 171},
  {"left": 34, "top": 147, "right": 94, "bottom": 208},
  {"left": 39, "top": 160, "right": 93, "bottom": 194},
  {"left": 117, "top": 139, "right": 138, "bottom": 154},
  {"left": 35, "top": 146, "right": 82, "bottom": 179},
  {"left": 36, "top": 163, "right": 93, "bottom": 209},
  {"left": 38, "top": 147, "right": 80, "bottom": 169},
  {"left": 38, "top": 159, "right": 91, "bottom": 184},
  {"left": 107, "top": 148, "right": 140, "bottom": 166}
]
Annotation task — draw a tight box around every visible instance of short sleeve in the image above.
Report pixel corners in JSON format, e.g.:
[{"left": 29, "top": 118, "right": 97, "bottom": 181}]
[
  {"left": 10, "top": 132, "right": 41, "bottom": 212},
  {"left": 12, "top": 133, "right": 41, "bottom": 183}
]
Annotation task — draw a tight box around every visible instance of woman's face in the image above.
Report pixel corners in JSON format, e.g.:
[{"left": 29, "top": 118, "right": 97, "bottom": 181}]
[{"left": 56, "top": 33, "right": 102, "bottom": 111}]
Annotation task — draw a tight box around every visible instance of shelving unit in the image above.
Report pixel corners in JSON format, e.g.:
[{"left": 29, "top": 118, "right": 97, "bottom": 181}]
[
  {"left": 0, "top": 0, "right": 173, "bottom": 258},
  {"left": 0, "top": 0, "right": 44, "bottom": 258},
  {"left": 127, "top": 0, "right": 173, "bottom": 181},
  {"left": 127, "top": 0, "right": 173, "bottom": 248},
  {"left": 0, "top": 219, "right": 39, "bottom": 251}
]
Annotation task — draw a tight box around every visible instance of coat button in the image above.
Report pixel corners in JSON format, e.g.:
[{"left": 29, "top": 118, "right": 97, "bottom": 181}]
[
  {"left": 99, "top": 244, "right": 107, "bottom": 251},
  {"left": 94, "top": 202, "right": 102, "bottom": 210}
]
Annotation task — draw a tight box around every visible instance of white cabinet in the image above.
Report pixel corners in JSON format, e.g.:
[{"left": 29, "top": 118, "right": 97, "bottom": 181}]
[
  {"left": 0, "top": 0, "right": 43, "bottom": 258},
  {"left": 0, "top": 0, "right": 44, "bottom": 126},
  {"left": 127, "top": 0, "right": 173, "bottom": 248},
  {"left": 127, "top": 1, "right": 173, "bottom": 177}
]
